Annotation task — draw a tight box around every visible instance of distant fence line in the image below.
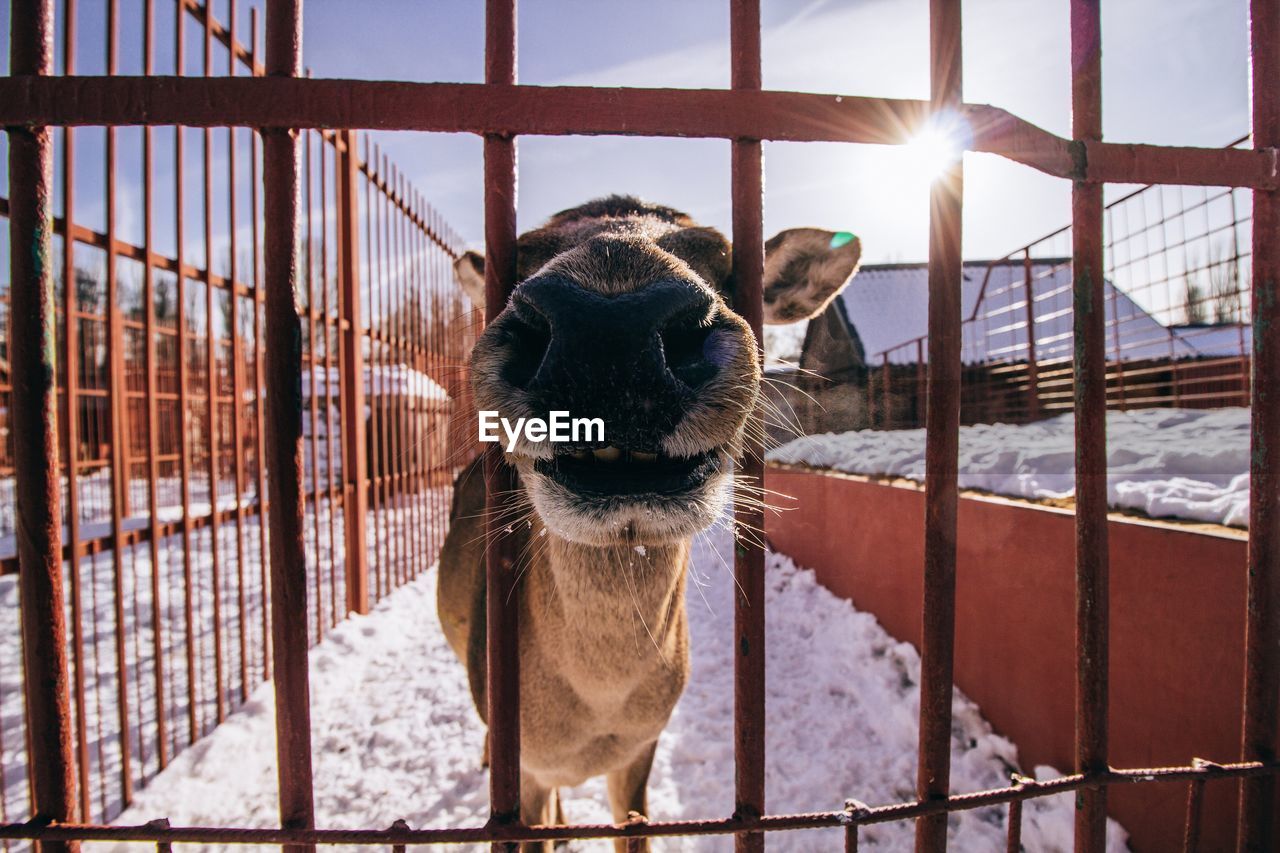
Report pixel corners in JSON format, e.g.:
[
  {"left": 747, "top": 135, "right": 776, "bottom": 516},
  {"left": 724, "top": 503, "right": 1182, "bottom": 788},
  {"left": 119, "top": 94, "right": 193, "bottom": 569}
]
[{"left": 0, "top": 0, "right": 480, "bottom": 835}]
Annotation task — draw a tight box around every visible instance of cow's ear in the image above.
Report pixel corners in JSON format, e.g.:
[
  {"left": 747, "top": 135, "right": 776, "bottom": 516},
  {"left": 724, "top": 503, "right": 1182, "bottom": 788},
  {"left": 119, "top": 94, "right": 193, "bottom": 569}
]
[
  {"left": 453, "top": 250, "right": 486, "bottom": 307},
  {"left": 761, "top": 229, "right": 861, "bottom": 324}
]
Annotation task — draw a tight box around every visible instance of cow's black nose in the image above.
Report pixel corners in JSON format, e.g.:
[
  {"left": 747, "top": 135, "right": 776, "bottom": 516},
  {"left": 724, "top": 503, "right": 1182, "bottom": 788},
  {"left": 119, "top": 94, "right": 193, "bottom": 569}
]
[{"left": 496, "top": 274, "right": 723, "bottom": 450}]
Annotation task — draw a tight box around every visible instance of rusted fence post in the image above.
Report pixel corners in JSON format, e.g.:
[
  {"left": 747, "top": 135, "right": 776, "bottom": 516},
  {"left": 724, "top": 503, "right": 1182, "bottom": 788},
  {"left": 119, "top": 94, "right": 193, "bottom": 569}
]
[
  {"left": 1239, "top": 0, "right": 1280, "bottom": 848},
  {"left": 915, "top": 0, "right": 963, "bottom": 849},
  {"left": 1023, "top": 249, "right": 1040, "bottom": 421},
  {"left": 484, "top": 2, "right": 523, "bottom": 848},
  {"left": 1071, "top": 1, "right": 1110, "bottom": 850},
  {"left": 8, "top": 0, "right": 79, "bottom": 848},
  {"left": 262, "top": 0, "right": 317, "bottom": 848},
  {"left": 338, "top": 129, "right": 370, "bottom": 615},
  {"left": 730, "top": 2, "right": 766, "bottom": 851}
]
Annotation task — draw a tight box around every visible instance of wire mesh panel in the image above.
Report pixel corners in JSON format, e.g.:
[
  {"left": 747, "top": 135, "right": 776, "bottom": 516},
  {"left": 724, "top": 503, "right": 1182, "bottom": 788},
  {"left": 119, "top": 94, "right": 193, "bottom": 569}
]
[
  {"left": 1, "top": 0, "right": 1278, "bottom": 851},
  {"left": 872, "top": 142, "right": 1256, "bottom": 430}
]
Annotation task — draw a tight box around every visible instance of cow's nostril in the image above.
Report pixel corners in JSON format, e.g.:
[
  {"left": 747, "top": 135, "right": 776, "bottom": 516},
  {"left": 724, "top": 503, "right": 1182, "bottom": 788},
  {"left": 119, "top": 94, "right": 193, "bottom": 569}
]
[
  {"left": 499, "top": 306, "right": 551, "bottom": 389},
  {"left": 661, "top": 320, "right": 718, "bottom": 389}
]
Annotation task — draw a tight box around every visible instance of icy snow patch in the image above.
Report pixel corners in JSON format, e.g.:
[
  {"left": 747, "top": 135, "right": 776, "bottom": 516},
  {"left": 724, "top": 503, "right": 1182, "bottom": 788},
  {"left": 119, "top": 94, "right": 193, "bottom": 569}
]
[
  {"left": 105, "top": 526, "right": 1127, "bottom": 851},
  {"left": 768, "top": 407, "right": 1251, "bottom": 527}
]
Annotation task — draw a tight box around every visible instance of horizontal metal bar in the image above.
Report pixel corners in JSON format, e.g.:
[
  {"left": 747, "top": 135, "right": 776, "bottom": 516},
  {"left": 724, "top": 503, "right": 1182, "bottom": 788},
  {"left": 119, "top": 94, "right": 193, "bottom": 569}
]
[
  {"left": 2, "top": 763, "right": 1274, "bottom": 847},
  {"left": 0, "top": 77, "right": 1275, "bottom": 188}
]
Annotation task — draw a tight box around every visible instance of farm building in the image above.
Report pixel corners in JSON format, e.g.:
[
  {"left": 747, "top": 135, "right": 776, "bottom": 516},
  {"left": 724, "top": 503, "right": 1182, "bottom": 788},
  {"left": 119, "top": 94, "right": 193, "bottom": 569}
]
[{"left": 766, "top": 258, "right": 1253, "bottom": 442}]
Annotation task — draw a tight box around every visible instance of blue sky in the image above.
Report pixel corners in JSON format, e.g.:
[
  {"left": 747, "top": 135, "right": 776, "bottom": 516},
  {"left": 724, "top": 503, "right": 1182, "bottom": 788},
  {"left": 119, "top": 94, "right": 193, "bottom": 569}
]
[
  {"left": 0, "top": 0, "right": 1253, "bottom": 264},
  {"left": 301, "top": 0, "right": 1251, "bottom": 262}
]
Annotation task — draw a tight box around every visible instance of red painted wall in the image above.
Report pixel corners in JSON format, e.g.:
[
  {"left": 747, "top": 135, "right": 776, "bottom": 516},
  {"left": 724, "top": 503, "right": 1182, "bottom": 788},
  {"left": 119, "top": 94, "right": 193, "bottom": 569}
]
[{"left": 765, "top": 464, "right": 1260, "bottom": 853}]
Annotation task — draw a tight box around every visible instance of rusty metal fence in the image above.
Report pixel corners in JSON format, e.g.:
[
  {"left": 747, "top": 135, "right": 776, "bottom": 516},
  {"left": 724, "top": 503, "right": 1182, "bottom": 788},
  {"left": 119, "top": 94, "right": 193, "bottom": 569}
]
[
  {"left": 870, "top": 136, "right": 1256, "bottom": 429},
  {"left": 0, "top": 0, "right": 478, "bottom": 838},
  {"left": 2, "top": 0, "right": 1279, "bottom": 851}
]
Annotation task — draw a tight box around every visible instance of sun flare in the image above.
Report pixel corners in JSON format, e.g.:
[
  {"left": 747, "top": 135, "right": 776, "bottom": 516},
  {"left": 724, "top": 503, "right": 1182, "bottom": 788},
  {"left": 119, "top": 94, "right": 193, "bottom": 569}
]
[{"left": 903, "top": 123, "right": 963, "bottom": 181}]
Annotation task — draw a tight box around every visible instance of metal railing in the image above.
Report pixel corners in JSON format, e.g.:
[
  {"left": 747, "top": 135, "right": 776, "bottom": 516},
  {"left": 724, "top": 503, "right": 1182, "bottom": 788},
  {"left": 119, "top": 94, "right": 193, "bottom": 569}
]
[
  {"left": 0, "top": 0, "right": 478, "bottom": 836},
  {"left": 2, "top": 0, "right": 1278, "bottom": 852},
  {"left": 870, "top": 138, "right": 1255, "bottom": 430}
]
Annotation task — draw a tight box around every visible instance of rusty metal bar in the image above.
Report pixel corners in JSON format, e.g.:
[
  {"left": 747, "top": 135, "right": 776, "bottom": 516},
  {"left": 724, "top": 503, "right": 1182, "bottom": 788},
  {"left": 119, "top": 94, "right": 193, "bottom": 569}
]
[
  {"left": 338, "top": 129, "right": 369, "bottom": 616},
  {"left": 915, "top": 0, "right": 963, "bottom": 849},
  {"left": 1183, "top": 775, "right": 1205, "bottom": 852},
  {"left": 8, "top": 0, "right": 79, "bottom": 846},
  {"left": 1240, "top": 0, "right": 1280, "bottom": 849},
  {"left": 1006, "top": 799, "right": 1022, "bottom": 853},
  {"left": 0, "top": 76, "right": 1275, "bottom": 188},
  {"left": 881, "top": 354, "right": 892, "bottom": 427},
  {"left": 729, "top": 4, "right": 766, "bottom": 853},
  {"left": 141, "top": 0, "right": 169, "bottom": 770},
  {"left": 320, "top": 134, "right": 339, "bottom": 625},
  {"left": 1070, "top": 2, "right": 1110, "bottom": 850},
  {"left": 2, "top": 761, "right": 1276, "bottom": 848},
  {"left": 173, "top": 0, "right": 200, "bottom": 745},
  {"left": 227, "top": 0, "right": 251, "bottom": 704},
  {"left": 369, "top": 142, "right": 388, "bottom": 599},
  {"left": 305, "top": 128, "right": 324, "bottom": 641},
  {"left": 202, "top": 0, "right": 227, "bottom": 727},
  {"left": 1022, "top": 249, "right": 1040, "bottom": 420},
  {"left": 262, "top": 0, "right": 317, "bottom": 847},
  {"left": 59, "top": 0, "right": 93, "bottom": 821},
  {"left": 250, "top": 8, "right": 272, "bottom": 680},
  {"left": 104, "top": 0, "right": 137, "bottom": 803},
  {"left": 483, "top": 1, "right": 522, "bottom": 846}
]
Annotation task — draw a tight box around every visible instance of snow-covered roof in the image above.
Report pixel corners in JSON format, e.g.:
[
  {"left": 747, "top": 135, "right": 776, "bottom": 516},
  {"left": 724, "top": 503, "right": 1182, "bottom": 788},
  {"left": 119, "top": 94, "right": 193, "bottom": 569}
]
[
  {"left": 303, "top": 364, "right": 449, "bottom": 402},
  {"left": 836, "top": 260, "right": 1242, "bottom": 365},
  {"left": 1169, "top": 323, "right": 1253, "bottom": 358}
]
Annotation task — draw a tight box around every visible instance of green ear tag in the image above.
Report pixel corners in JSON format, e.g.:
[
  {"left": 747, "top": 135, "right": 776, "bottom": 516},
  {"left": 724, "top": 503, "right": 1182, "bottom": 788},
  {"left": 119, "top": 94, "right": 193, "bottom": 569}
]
[{"left": 829, "top": 231, "right": 856, "bottom": 249}]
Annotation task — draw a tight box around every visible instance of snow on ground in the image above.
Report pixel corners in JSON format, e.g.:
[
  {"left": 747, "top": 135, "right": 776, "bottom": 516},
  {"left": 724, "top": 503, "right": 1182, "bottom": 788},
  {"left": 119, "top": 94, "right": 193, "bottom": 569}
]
[
  {"left": 104, "top": 524, "right": 1127, "bottom": 852},
  {"left": 768, "top": 407, "right": 1250, "bottom": 528},
  {"left": 0, "top": 488, "right": 451, "bottom": 831}
]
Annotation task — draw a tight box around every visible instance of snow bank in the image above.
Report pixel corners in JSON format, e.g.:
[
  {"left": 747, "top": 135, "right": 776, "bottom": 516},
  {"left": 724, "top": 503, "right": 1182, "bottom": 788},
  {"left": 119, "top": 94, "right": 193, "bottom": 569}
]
[
  {"left": 104, "top": 525, "right": 1127, "bottom": 852},
  {"left": 768, "top": 407, "right": 1250, "bottom": 528}
]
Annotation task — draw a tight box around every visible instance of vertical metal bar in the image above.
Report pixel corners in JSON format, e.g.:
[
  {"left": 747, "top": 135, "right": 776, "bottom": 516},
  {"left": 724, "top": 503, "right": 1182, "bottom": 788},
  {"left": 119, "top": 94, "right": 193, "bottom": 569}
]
[
  {"left": 916, "top": 338, "right": 925, "bottom": 425},
  {"left": 370, "top": 144, "right": 387, "bottom": 599},
  {"left": 484, "top": 0, "right": 522, "bottom": 844},
  {"left": 1023, "top": 249, "right": 1040, "bottom": 421},
  {"left": 141, "top": 0, "right": 169, "bottom": 770},
  {"left": 881, "top": 353, "right": 892, "bottom": 428},
  {"left": 396, "top": 175, "right": 414, "bottom": 584},
  {"left": 379, "top": 154, "right": 394, "bottom": 592},
  {"left": 104, "top": 0, "right": 136, "bottom": 803},
  {"left": 1006, "top": 800, "right": 1023, "bottom": 853},
  {"left": 1240, "top": 0, "right": 1280, "bottom": 849},
  {"left": 305, "top": 128, "right": 323, "bottom": 640},
  {"left": 320, "top": 136, "right": 339, "bottom": 625},
  {"left": 338, "top": 129, "right": 369, "bottom": 616},
  {"left": 9, "top": 0, "right": 79, "bottom": 846},
  {"left": 395, "top": 172, "right": 411, "bottom": 585},
  {"left": 202, "top": 0, "right": 226, "bottom": 726},
  {"left": 1183, "top": 778, "right": 1205, "bottom": 853},
  {"left": 916, "top": 0, "right": 963, "bottom": 850},
  {"left": 174, "top": 0, "right": 200, "bottom": 745},
  {"left": 227, "top": 0, "right": 251, "bottom": 705},
  {"left": 263, "top": 1, "right": 317, "bottom": 847},
  {"left": 1070, "top": 2, "right": 1109, "bottom": 850},
  {"left": 59, "top": 0, "right": 93, "bottom": 820},
  {"left": 729, "top": 4, "right": 765, "bottom": 852},
  {"left": 250, "top": 8, "right": 272, "bottom": 680}
]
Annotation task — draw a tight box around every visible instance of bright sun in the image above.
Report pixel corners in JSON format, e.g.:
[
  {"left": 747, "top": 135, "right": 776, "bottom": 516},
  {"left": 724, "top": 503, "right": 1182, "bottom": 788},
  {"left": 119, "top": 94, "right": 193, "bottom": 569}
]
[{"left": 902, "top": 123, "right": 963, "bottom": 181}]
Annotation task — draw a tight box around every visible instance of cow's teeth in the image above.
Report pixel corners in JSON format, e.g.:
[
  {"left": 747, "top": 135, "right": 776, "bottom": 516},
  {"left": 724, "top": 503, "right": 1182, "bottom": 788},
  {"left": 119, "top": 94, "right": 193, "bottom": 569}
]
[{"left": 593, "top": 446, "right": 621, "bottom": 462}]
